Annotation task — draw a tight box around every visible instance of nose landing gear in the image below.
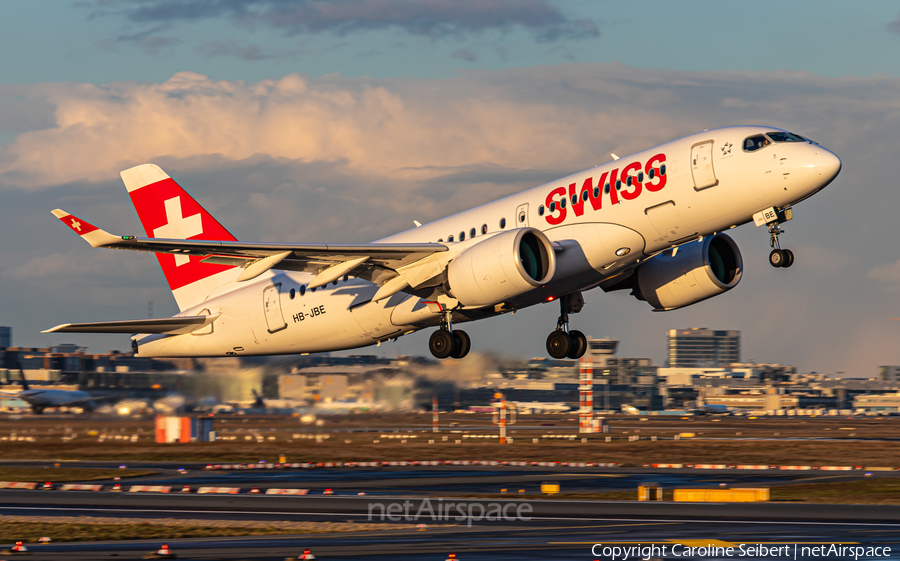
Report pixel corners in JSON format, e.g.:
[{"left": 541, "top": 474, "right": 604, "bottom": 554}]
[
  {"left": 428, "top": 308, "right": 470, "bottom": 360},
  {"left": 545, "top": 293, "right": 587, "bottom": 360},
  {"left": 767, "top": 221, "right": 794, "bottom": 268}
]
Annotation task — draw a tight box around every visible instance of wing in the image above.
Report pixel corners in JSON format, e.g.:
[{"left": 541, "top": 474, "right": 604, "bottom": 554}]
[
  {"left": 52, "top": 209, "right": 450, "bottom": 297},
  {"left": 43, "top": 315, "right": 218, "bottom": 334}
]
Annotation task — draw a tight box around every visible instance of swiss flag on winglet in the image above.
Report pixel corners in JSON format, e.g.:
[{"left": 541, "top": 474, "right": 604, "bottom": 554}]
[
  {"left": 54, "top": 211, "right": 99, "bottom": 236},
  {"left": 122, "top": 164, "right": 238, "bottom": 292}
]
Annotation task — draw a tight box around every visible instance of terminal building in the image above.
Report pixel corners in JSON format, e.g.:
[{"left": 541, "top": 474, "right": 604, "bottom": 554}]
[{"left": 667, "top": 328, "right": 739, "bottom": 367}]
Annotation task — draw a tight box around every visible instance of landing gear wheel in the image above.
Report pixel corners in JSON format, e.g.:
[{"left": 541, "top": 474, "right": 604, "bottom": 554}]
[
  {"left": 567, "top": 330, "right": 587, "bottom": 359},
  {"left": 546, "top": 331, "right": 571, "bottom": 359},
  {"left": 450, "top": 330, "right": 471, "bottom": 359},
  {"left": 782, "top": 249, "right": 794, "bottom": 268},
  {"left": 429, "top": 330, "right": 457, "bottom": 359},
  {"left": 768, "top": 249, "right": 785, "bottom": 268}
]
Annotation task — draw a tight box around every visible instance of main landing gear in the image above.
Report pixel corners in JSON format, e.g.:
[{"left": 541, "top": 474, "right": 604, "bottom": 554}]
[
  {"left": 428, "top": 309, "right": 470, "bottom": 360},
  {"left": 767, "top": 221, "right": 794, "bottom": 268},
  {"left": 546, "top": 293, "right": 587, "bottom": 360}
]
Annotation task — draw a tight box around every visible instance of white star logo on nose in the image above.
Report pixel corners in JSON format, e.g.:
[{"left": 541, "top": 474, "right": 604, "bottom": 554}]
[
  {"left": 721, "top": 142, "right": 733, "bottom": 155},
  {"left": 71, "top": 219, "right": 82, "bottom": 232}
]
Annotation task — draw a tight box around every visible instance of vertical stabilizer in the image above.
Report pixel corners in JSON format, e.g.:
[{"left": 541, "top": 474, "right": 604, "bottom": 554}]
[{"left": 121, "top": 164, "right": 240, "bottom": 311}]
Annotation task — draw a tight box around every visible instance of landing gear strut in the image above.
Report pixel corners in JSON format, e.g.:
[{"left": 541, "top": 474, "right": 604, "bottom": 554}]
[
  {"left": 546, "top": 293, "right": 587, "bottom": 360},
  {"left": 428, "top": 308, "right": 470, "bottom": 360},
  {"left": 767, "top": 221, "right": 794, "bottom": 268}
]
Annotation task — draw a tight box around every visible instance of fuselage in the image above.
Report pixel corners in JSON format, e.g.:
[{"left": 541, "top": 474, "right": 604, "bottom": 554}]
[
  {"left": 134, "top": 126, "right": 841, "bottom": 358},
  {"left": 19, "top": 388, "right": 95, "bottom": 409}
]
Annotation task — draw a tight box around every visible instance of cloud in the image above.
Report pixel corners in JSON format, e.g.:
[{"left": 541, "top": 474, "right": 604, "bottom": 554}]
[
  {"left": 88, "top": 0, "right": 599, "bottom": 41},
  {"left": 867, "top": 259, "right": 900, "bottom": 291},
  {"left": 450, "top": 48, "right": 477, "bottom": 63},
  {"left": 194, "top": 39, "right": 303, "bottom": 60},
  {"left": 888, "top": 15, "right": 900, "bottom": 34}
]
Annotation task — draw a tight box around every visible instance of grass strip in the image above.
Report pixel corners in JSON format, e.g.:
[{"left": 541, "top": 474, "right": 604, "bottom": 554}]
[
  {"left": 0, "top": 515, "right": 432, "bottom": 543},
  {"left": 0, "top": 467, "right": 156, "bottom": 482}
]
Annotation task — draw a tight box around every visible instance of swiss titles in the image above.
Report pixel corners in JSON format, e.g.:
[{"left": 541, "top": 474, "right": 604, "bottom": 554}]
[{"left": 543, "top": 153, "right": 667, "bottom": 225}]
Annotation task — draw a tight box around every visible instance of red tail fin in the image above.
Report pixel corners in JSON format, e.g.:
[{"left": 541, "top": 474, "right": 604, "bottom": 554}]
[{"left": 121, "top": 164, "right": 239, "bottom": 310}]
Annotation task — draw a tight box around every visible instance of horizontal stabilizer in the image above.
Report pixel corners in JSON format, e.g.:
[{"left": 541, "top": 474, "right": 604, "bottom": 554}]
[{"left": 43, "top": 315, "right": 218, "bottom": 335}]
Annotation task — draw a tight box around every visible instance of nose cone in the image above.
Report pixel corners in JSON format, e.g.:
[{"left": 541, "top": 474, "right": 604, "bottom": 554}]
[{"left": 814, "top": 148, "right": 842, "bottom": 185}]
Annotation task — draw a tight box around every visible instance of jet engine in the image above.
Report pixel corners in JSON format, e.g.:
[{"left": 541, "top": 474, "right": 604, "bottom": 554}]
[
  {"left": 630, "top": 233, "right": 742, "bottom": 311},
  {"left": 446, "top": 228, "right": 556, "bottom": 308}
]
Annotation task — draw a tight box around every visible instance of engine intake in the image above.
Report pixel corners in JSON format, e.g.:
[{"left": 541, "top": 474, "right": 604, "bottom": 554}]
[
  {"left": 447, "top": 228, "right": 556, "bottom": 308},
  {"left": 634, "top": 233, "right": 742, "bottom": 311}
]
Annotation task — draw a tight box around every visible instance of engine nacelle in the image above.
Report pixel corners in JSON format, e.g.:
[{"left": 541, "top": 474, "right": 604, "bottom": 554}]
[
  {"left": 447, "top": 228, "right": 556, "bottom": 308},
  {"left": 635, "top": 233, "right": 742, "bottom": 311}
]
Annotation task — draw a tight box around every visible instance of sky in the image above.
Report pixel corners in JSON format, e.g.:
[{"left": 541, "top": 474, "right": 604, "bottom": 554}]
[{"left": 2, "top": 0, "right": 900, "bottom": 376}]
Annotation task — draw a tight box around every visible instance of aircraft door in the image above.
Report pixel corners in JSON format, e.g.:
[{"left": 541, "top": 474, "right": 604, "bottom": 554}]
[
  {"left": 690, "top": 140, "right": 718, "bottom": 190},
  {"left": 515, "top": 203, "right": 529, "bottom": 227},
  {"left": 263, "top": 283, "right": 287, "bottom": 333}
]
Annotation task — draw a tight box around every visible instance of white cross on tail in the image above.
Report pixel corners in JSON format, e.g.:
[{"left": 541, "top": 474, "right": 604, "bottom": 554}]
[{"left": 153, "top": 197, "right": 203, "bottom": 266}]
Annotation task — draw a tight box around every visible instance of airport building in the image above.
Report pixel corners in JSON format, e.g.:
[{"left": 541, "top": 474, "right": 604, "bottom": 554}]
[
  {"left": 878, "top": 366, "right": 900, "bottom": 382},
  {"left": 667, "top": 328, "right": 739, "bottom": 367},
  {"left": 0, "top": 327, "right": 10, "bottom": 348},
  {"left": 853, "top": 393, "right": 900, "bottom": 412}
]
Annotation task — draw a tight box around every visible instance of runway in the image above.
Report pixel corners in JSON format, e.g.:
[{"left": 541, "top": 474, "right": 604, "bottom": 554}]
[{"left": 2, "top": 460, "right": 884, "bottom": 497}]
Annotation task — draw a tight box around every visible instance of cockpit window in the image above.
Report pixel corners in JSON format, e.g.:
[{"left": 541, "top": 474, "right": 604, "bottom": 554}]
[
  {"left": 766, "top": 131, "right": 806, "bottom": 143},
  {"left": 743, "top": 135, "right": 770, "bottom": 152}
]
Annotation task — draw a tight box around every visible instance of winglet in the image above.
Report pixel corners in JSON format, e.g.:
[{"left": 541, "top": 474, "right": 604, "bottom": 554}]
[{"left": 52, "top": 209, "right": 121, "bottom": 248}]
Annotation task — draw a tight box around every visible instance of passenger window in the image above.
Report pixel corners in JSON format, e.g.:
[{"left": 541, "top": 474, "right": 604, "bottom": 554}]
[
  {"left": 560, "top": 198, "right": 566, "bottom": 209},
  {"left": 538, "top": 206, "right": 544, "bottom": 216},
  {"left": 343, "top": 274, "right": 349, "bottom": 282},
  {"left": 660, "top": 164, "right": 666, "bottom": 176},
  {"left": 290, "top": 288, "right": 296, "bottom": 299},
  {"left": 571, "top": 194, "right": 578, "bottom": 205},
  {"left": 582, "top": 190, "right": 589, "bottom": 202},
  {"left": 459, "top": 231, "right": 465, "bottom": 241},
  {"left": 743, "top": 135, "right": 770, "bottom": 152},
  {"left": 499, "top": 218, "right": 506, "bottom": 229},
  {"left": 299, "top": 285, "right": 306, "bottom": 296},
  {"left": 481, "top": 224, "right": 488, "bottom": 235},
  {"left": 615, "top": 180, "right": 621, "bottom": 190},
  {"left": 469, "top": 227, "right": 476, "bottom": 238},
  {"left": 437, "top": 238, "right": 443, "bottom": 242},
  {"left": 593, "top": 186, "right": 600, "bottom": 198},
  {"left": 448, "top": 235, "right": 454, "bottom": 242},
  {"left": 550, "top": 202, "right": 556, "bottom": 212}
]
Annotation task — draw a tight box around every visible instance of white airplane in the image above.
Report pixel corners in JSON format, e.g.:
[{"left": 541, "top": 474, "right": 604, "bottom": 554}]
[
  {"left": 0, "top": 373, "right": 96, "bottom": 414},
  {"left": 504, "top": 401, "right": 571, "bottom": 414},
  {"left": 44, "top": 126, "right": 840, "bottom": 361}
]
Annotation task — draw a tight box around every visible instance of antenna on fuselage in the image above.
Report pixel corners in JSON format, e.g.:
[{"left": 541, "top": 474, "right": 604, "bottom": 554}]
[{"left": 610, "top": 153, "right": 620, "bottom": 161}]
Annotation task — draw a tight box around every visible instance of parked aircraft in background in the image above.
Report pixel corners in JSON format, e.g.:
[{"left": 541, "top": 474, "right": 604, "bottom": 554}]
[
  {"left": 487, "top": 400, "right": 570, "bottom": 413},
  {"left": 0, "top": 372, "right": 96, "bottom": 414},
  {"left": 45, "top": 127, "right": 840, "bottom": 361},
  {"left": 695, "top": 403, "right": 734, "bottom": 415}
]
